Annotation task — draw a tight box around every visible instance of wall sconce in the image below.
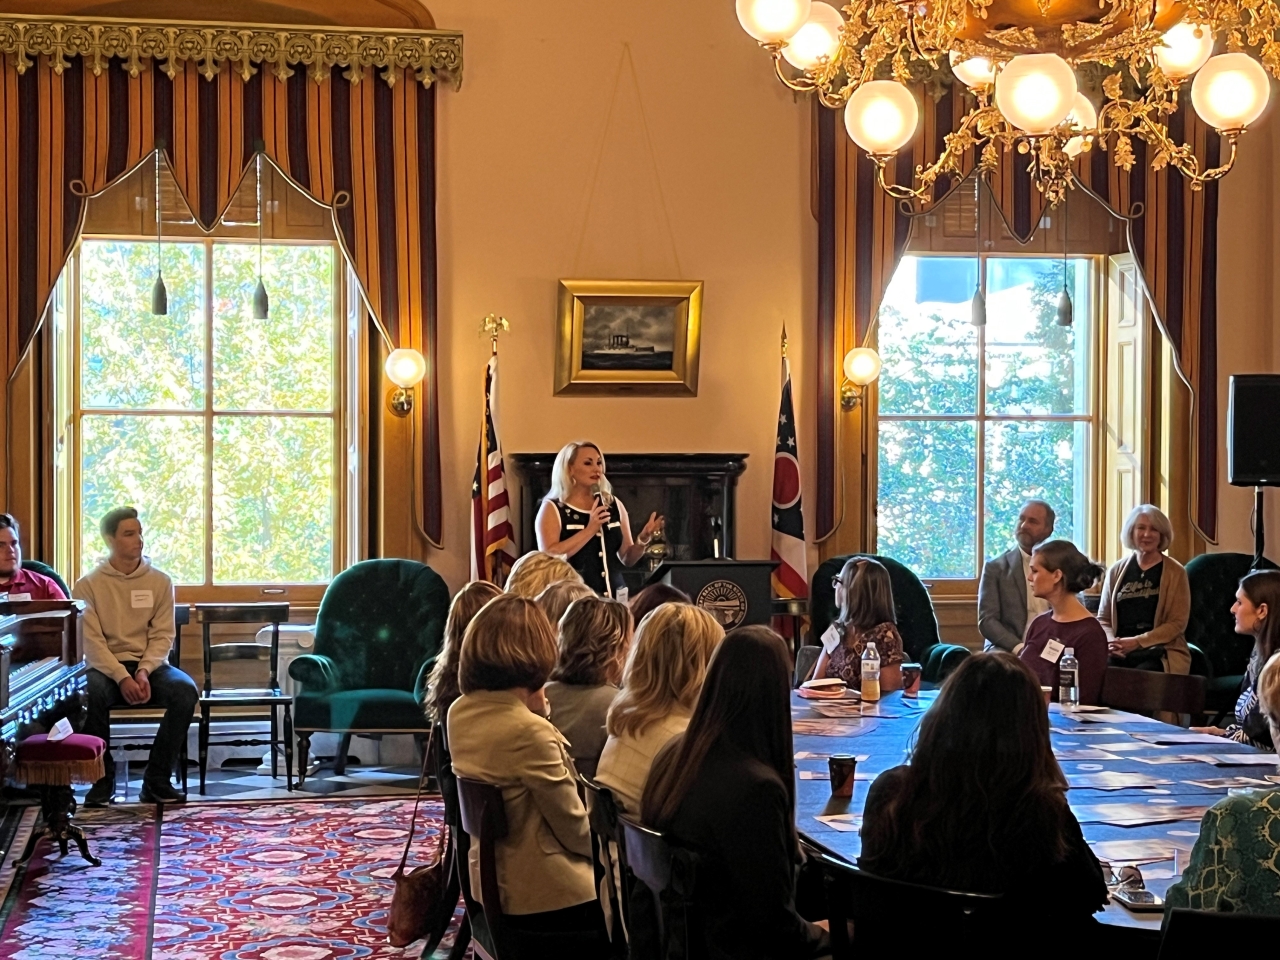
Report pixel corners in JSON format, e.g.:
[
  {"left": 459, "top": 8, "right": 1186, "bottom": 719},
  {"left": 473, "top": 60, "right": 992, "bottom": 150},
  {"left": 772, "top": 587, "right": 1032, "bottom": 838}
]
[
  {"left": 840, "top": 347, "right": 882, "bottom": 411},
  {"left": 385, "top": 347, "right": 427, "bottom": 417}
]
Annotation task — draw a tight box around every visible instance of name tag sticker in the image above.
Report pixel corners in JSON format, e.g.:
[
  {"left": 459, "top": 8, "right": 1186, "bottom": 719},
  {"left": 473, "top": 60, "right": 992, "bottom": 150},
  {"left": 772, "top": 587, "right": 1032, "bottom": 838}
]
[
  {"left": 1041, "top": 639, "right": 1065, "bottom": 663},
  {"left": 130, "top": 589, "right": 153, "bottom": 609},
  {"left": 821, "top": 624, "right": 842, "bottom": 655},
  {"left": 7, "top": 592, "right": 30, "bottom": 602},
  {"left": 616, "top": 587, "right": 629, "bottom": 605}
]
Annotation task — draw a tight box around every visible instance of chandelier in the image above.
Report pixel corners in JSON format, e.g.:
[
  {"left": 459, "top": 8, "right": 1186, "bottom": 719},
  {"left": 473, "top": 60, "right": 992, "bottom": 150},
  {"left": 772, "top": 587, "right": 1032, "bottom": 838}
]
[{"left": 737, "top": 0, "right": 1275, "bottom": 207}]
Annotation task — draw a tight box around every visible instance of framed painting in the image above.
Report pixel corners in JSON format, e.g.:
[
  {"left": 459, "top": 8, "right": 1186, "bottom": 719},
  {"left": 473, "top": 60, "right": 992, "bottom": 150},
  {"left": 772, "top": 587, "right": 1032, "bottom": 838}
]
[{"left": 554, "top": 279, "right": 703, "bottom": 396}]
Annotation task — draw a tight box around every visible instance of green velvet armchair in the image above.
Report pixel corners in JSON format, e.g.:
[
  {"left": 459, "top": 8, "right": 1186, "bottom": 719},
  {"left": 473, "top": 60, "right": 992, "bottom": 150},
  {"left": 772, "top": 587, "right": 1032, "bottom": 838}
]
[
  {"left": 289, "top": 559, "right": 450, "bottom": 780},
  {"left": 810, "top": 554, "right": 970, "bottom": 683}
]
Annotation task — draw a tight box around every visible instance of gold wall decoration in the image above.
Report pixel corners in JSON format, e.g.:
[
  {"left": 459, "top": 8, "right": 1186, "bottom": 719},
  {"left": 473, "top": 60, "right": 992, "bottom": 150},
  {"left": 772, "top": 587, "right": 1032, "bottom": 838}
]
[
  {"left": 555, "top": 280, "right": 703, "bottom": 397},
  {"left": 0, "top": 13, "right": 463, "bottom": 86}
]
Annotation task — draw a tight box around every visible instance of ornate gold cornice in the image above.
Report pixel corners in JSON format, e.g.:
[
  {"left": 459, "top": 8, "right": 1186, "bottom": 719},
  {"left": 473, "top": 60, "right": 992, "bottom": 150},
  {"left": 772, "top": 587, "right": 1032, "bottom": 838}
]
[{"left": 0, "top": 13, "right": 462, "bottom": 87}]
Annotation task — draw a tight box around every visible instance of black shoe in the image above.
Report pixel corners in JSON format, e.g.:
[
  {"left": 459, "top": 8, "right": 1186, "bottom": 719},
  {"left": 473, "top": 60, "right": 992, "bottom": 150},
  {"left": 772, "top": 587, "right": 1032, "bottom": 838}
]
[
  {"left": 84, "top": 777, "right": 114, "bottom": 808},
  {"left": 139, "top": 780, "right": 186, "bottom": 804}
]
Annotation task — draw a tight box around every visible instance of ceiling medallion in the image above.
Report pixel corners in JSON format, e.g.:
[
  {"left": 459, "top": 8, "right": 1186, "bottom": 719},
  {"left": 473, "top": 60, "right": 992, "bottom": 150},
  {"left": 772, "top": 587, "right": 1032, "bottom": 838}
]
[{"left": 738, "top": 0, "right": 1274, "bottom": 207}]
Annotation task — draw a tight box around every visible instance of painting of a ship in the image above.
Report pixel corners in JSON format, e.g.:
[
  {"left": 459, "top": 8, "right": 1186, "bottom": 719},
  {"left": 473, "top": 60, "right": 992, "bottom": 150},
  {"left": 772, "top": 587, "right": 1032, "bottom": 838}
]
[{"left": 581, "top": 302, "right": 676, "bottom": 371}]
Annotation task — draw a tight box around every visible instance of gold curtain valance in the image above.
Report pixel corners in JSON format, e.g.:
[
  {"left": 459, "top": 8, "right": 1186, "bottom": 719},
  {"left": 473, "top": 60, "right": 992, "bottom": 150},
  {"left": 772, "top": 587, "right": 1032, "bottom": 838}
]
[{"left": 0, "top": 12, "right": 462, "bottom": 86}]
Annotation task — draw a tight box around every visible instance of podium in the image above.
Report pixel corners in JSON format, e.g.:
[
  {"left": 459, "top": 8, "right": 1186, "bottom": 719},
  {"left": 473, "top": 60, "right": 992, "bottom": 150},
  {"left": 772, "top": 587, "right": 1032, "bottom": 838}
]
[{"left": 645, "top": 560, "right": 777, "bottom": 630}]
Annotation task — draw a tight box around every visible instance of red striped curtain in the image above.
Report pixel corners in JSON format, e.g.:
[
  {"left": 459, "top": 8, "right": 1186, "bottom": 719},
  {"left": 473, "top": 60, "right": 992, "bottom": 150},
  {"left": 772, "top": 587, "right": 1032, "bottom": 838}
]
[
  {"left": 816, "top": 90, "right": 1219, "bottom": 543},
  {"left": 0, "top": 53, "right": 442, "bottom": 543}
]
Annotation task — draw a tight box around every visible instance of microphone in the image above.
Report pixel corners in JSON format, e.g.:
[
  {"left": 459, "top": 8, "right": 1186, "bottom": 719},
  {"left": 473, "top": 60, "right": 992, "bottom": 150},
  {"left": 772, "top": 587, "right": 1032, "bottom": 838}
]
[{"left": 590, "top": 483, "right": 612, "bottom": 598}]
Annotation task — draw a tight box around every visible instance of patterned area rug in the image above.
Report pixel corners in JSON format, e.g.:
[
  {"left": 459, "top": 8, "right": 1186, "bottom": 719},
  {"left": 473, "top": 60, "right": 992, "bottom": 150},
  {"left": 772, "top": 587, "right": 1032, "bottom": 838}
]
[{"left": 0, "top": 797, "right": 461, "bottom": 960}]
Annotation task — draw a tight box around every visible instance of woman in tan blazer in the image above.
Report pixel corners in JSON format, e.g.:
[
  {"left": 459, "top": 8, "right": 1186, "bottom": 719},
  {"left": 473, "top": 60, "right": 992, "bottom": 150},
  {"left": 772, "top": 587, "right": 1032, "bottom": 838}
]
[
  {"left": 1097, "top": 504, "right": 1191, "bottom": 675},
  {"left": 447, "top": 594, "right": 608, "bottom": 955}
]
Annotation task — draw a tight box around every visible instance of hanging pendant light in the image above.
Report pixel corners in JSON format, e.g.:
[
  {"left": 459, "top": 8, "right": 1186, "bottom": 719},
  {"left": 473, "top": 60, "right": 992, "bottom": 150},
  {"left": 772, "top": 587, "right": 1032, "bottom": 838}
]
[
  {"left": 971, "top": 175, "right": 986, "bottom": 327},
  {"left": 252, "top": 152, "right": 270, "bottom": 320},
  {"left": 151, "top": 143, "right": 168, "bottom": 316},
  {"left": 1057, "top": 188, "right": 1073, "bottom": 327}
]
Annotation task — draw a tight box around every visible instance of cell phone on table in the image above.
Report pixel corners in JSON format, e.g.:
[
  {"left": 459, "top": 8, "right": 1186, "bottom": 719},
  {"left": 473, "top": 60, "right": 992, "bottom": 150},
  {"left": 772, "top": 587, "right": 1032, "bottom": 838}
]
[{"left": 1111, "top": 888, "right": 1163, "bottom": 912}]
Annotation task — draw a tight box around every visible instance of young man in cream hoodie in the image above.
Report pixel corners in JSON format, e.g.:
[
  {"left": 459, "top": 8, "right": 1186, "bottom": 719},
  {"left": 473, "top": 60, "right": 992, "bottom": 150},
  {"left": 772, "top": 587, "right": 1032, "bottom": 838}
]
[{"left": 74, "top": 507, "right": 197, "bottom": 805}]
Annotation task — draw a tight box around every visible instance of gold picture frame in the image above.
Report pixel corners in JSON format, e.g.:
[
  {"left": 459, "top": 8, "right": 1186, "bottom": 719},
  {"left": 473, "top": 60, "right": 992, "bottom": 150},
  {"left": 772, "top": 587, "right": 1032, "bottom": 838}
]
[{"left": 555, "top": 279, "right": 703, "bottom": 396}]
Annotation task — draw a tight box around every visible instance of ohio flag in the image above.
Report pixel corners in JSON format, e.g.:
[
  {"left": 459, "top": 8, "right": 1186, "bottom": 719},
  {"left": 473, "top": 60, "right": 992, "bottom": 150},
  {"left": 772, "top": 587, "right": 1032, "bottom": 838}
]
[{"left": 771, "top": 351, "right": 808, "bottom": 600}]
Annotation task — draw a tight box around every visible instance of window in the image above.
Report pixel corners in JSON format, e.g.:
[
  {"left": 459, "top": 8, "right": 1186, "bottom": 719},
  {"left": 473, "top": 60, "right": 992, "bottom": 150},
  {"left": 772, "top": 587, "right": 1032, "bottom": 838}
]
[
  {"left": 875, "top": 255, "right": 1096, "bottom": 580},
  {"left": 62, "top": 237, "right": 341, "bottom": 588}
]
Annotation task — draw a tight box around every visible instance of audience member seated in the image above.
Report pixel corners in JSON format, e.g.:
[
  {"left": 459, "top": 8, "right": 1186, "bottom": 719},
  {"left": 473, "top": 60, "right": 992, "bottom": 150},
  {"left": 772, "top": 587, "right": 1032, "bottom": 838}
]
[
  {"left": 1192, "top": 569, "right": 1280, "bottom": 750},
  {"left": 628, "top": 582, "right": 691, "bottom": 625},
  {"left": 860, "top": 653, "right": 1107, "bottom": 934},
  {"left": 979, "top": 499, "right": 1055, "bottom": 652},
  {"left": 536, "top": 579, "right": 595, "bottom": 630},
  {"left": 1097, "top": 504, "right": 1191, "bottom": 675},
  {"left": 642, "top": 626, "right": 830, "bottom": 960},
  {"left": 1018, "top": 541, "right": 1108, "bottom": 705},
  {"left": 74, "top": 507, "right": 197, "bottom": 806},
  {"left": 1167, "top": 651, "right": 1280, "bottom": 916},
  {"left": 596, "top": 603, "right": 723, "bottom": 813},
  {"left": 447, "top": 594, "right": 609, "bottom": 955},
  {"left": 505, "top": 551, "right": 584, "bottom": 599},
  {"left": 545, "top": 597, "right": 633, "bottom": 778},
  {"left": 0, "top": 513, "right": 67, "bottom": 600},
  {"left": 813, "top": 557, "right": 904, "bottom": 692},
  {"left": 425, "top": 581, "right": 504, "bottom": 728}
]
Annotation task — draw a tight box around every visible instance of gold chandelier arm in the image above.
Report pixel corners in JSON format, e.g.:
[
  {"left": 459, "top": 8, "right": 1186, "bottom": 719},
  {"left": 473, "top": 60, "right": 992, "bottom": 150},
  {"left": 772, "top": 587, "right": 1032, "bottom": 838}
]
[
  {"left": 1132, "top": 112, "right": 1241, "bottom": 188},
  {"left": 869, "top": 104, "right": 992, "bottom": 201}
]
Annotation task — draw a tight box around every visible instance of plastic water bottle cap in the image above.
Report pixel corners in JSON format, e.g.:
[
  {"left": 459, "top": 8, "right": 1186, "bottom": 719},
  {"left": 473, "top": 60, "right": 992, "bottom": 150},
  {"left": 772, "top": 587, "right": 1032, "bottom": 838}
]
[{"left": 1064, "top": 648, "right": 1074, "bottom": 656}]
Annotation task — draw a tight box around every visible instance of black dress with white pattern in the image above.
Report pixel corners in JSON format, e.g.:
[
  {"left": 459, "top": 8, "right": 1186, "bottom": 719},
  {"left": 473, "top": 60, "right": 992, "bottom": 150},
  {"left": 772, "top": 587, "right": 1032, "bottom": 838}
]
[{"left": 552, "top": 499, "right": 626, "bottom": 597}]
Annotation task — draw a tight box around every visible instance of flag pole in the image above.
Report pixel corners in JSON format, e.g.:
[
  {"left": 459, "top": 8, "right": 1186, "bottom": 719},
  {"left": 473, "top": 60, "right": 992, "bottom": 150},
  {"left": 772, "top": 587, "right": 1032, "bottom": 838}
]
[{"left": 475, "top": 314, "right": 512, "bottom": 583}]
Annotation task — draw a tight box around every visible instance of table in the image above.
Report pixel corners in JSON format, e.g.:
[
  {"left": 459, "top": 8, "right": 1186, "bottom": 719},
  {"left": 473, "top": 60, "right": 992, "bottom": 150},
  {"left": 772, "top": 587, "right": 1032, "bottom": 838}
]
[{"left": 792, "top": 689, "right": 1278, "bottom": 937}]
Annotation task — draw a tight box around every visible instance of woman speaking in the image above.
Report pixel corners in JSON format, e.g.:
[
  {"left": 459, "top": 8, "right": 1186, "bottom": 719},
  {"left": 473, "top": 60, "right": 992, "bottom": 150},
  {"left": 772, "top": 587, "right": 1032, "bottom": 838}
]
[{"left": 536, "top": 441, "right": 662, "bottom": 598}]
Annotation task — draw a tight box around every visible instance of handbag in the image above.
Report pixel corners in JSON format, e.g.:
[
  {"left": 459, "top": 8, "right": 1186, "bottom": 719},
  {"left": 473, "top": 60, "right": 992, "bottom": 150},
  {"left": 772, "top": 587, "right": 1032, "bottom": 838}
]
[{"left": 387, "top": 725, "right": 453, "bottom": 947}]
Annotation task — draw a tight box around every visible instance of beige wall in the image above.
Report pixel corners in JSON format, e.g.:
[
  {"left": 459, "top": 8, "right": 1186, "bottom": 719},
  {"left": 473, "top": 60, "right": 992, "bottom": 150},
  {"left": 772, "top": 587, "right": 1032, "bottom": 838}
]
[
  {"left": 1215, "top": 112, "right": 1280, "bottom": 556},
  {"left": 386, "top": 1, "right": 816, "bottom": 591}
]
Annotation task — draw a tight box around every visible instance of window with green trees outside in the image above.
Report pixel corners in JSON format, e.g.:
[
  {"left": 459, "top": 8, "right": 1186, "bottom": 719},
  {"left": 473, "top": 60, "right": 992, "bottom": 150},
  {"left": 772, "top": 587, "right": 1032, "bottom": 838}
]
[
  {"left": 876, "top": 255, "right": 1095, "bottom": 581},
  {"left": 69, "top": 238, "right": 339, "bottom": 586}
]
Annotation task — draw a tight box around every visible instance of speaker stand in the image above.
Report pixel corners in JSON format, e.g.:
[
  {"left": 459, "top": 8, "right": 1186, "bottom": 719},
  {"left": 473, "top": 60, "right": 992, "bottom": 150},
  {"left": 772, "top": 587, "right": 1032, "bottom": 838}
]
[{"left": 1253, "top": 486, "right": 1267, "bottom": 570}]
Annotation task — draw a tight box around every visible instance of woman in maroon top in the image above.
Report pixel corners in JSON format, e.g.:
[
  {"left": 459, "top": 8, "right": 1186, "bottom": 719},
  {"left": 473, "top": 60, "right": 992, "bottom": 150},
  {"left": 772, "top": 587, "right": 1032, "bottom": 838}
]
[
  {"left": 814, "top": 558, "right": 905, "bottom": 692},
  {"left": 1018, "top": 540, "right": 1108, "bottom": 705}
]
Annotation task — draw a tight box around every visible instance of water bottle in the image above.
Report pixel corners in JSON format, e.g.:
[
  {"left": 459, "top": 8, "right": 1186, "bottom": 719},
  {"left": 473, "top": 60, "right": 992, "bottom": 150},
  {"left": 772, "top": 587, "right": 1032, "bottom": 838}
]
[
  {"left": 861, "top": 641, "right": 881, "bottom": 702},
  {"left": 1059, "top": 647, "right": 1079, "bottom": 710}
]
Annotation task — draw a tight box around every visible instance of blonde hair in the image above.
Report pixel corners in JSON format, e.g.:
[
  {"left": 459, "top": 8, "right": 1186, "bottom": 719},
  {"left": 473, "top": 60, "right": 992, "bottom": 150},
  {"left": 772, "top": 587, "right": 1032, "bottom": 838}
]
[
  {"left": 606, "top": 603, "right": 724, "bottom": 739},
  {"left": 551, "top": 596, "right": 633, "bottom": 686},
  {"left": 545, "top": 441, "right": 613, "bottom": 504},
  {"left": 536, "top": 579, "right": 596, "bottom": 629},
  {"left": 425, "top": 580, "right": 503, "bottom": 721},
  {"left": 1258, "top": 652, "right": 1280, "bottom": 748},
  {"left": 1121, "top": 504, "right": 1174, "bottom": 553},
  {"left": 505, "top": 551, "right": 583, "bottom": 599},
  {"left": 459, "top": 594, "right": 558, "bottom": 694}
]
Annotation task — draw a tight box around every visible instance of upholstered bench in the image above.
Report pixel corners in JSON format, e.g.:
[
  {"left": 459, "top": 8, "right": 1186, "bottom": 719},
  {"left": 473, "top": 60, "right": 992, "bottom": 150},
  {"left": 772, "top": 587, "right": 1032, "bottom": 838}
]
[{"left": 14, "top": 732, "right": 106, "bottom": 865}]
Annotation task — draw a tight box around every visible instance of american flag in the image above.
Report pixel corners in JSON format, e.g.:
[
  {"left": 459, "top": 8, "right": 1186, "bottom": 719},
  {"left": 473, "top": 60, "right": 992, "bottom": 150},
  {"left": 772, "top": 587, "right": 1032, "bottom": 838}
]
[
  {"left": 471, "top": 353, "right": 516, "bottom": 583},
  {"left": 771, "top": 348, "right": 808, "bottom": 601}
]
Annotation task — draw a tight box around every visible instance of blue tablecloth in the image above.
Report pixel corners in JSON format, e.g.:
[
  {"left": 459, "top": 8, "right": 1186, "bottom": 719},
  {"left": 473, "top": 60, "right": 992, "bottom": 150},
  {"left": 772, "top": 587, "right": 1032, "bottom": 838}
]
[{"left": 792, "top": 689, "right": 1278, "bottom": 934}]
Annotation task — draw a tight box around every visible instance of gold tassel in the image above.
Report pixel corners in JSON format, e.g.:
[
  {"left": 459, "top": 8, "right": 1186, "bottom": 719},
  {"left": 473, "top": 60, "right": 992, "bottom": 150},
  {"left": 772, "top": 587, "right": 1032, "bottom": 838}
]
[{"left": 14, "top": 756, "right": 106, "bottom": 787}]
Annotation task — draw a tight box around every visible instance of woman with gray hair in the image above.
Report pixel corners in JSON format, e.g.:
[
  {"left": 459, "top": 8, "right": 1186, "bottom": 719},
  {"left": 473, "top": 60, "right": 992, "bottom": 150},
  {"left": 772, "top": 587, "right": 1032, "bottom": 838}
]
[{"left": 1096, "top": 504, "right": 1191, "bottom": 674}]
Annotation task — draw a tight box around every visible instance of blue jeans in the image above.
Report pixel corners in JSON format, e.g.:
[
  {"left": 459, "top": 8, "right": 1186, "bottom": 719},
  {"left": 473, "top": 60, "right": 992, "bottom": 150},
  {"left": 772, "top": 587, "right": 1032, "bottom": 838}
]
[{"left": 84, "top": 662, "right": 198, "bottom": 786}]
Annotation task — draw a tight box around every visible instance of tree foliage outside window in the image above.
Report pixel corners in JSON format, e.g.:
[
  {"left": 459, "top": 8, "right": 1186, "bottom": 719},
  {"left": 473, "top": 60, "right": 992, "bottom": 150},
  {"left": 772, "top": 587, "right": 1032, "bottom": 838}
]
[
  {"left": 876, "top": 256, "right": 1094, "bottom": 580},
  {"left": 77, "top": 239, "right": 337, "bottom": 584}
]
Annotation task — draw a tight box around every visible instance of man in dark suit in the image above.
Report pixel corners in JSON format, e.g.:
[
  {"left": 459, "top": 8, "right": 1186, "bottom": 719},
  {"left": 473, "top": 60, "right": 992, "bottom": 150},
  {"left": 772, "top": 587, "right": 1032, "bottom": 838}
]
[{"left": 978, "top": 500, "right": 1056, "bottom": 652}]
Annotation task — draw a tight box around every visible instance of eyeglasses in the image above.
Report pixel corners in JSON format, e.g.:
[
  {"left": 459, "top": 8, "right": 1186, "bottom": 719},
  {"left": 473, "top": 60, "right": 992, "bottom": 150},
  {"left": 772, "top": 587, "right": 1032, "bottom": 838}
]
[{"left": 831, "top": 576, "right": 842, "bottom": 589}]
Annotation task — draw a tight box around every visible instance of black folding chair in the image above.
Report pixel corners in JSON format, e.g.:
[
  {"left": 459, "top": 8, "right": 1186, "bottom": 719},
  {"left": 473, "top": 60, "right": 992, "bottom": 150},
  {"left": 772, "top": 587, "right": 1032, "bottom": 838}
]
[
  {"left": 818, "top": 852, "right": 1006, "bottom": 955},
  {"left": 1157, "top": 908, "right": 1280, "bottom": 957},
  {"left": 619, "top": 815, "right": 698, "bottom": 960}
]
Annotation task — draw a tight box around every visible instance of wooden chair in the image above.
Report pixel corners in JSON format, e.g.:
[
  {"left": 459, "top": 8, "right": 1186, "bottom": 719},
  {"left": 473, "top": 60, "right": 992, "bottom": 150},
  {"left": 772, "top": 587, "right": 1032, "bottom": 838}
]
[
  {"left": 818, "top": 852, "right": 1006, "bottom": 954},
  {"left": 431, "top": 722, "right": 472, "bottom": 960},
  {"left": 1157, "top": 908, "right": 1280, "bottom": 957},
  {"left": 456, "top": 776, "right": 520, "bottom": 960},
  {"left": 1100, "top": 666, "right": 1206, "bottom": 721},
  {"left": 579, "top": 776, "right": 631, "bottom": 950},
  {"left": 194, "top": 602, "right": 293, "bottom": 793},
  {"left": 109, "top": 603, "right": 191, "bottom": 797},
  {"left": 619, "top": 814, "right": 698, "bottom": 960},
  {"left": 794, "top": 645, "right": 821, "bottom": 687}
]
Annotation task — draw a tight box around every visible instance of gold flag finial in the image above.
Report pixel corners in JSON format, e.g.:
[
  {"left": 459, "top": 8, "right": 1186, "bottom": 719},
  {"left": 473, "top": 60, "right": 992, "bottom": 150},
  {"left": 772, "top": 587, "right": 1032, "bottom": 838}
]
[
  {"left": 781, "top": 325, "right": 789, "bottom": 360},
  {"left": 480, "top": 314, "right": 510, "bottom": 354}
]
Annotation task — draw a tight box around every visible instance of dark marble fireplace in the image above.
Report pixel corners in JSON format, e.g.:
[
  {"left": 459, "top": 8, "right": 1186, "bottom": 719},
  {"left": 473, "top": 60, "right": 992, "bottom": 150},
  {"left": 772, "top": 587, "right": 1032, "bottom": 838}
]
[{"left": 509, "top": 453, "right": 749, "bottom": 595}]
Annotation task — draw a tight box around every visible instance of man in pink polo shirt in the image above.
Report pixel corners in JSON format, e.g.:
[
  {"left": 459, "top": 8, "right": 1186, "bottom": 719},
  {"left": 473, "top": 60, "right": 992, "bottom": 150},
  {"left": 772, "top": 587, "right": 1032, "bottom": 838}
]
[{"left": 0, "top": 514, "right": 67, "bottom": 600}]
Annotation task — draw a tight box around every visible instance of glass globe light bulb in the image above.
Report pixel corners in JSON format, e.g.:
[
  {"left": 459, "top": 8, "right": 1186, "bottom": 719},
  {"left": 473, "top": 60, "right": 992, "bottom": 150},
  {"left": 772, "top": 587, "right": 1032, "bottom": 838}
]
[
  {"left": 385, "top": 348, "right": 427, "bottom": 389},
  {"left": 1191, "top": 52, "right": 1270, "bottom": 131},
  {"left": 994, "top": 54, "right": 1078, "bottom": 135},
  {"left": 844, "top": 81, "right": 920, "bottom": 155},
  {"left": 843, "top": 347, "right": 883, "bottom": 386},
  {"left": 1063, "top": 93, "right": 1097, "bottom": 158},
  {"left": 949, "top": 51, "right": 997, "bottom": 88},
  {"left": 1154, "top": 22, "right": 1215, "bottom": 79},
  {"left": 736, "top": 0, "right": 812, "bottom": 44},
  {"left": 781, "top": 2, "right": 844, "bottom": 72}
]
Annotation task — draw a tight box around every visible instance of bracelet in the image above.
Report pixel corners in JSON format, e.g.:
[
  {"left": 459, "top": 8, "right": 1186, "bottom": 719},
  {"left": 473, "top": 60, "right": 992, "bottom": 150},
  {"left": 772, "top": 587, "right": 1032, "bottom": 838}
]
[{"left": 637, "top": 535, "right": 652, "bottom": 547}]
